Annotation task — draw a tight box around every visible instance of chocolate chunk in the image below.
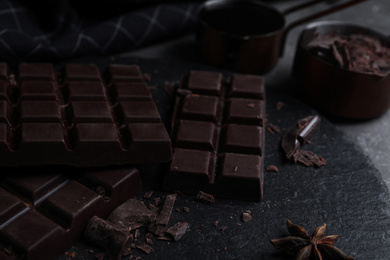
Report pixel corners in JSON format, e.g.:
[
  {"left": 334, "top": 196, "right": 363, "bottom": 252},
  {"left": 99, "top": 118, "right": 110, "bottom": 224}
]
[
  {"left": 84, "top": 216, "right": 132, "bottom": 260},
  {"left": 148, "top": 194, "right": 177, "bottom": 236},
  {"left": 164, "top": 72, "right": 265, "bottom": 202},
  {"left": 165, "top": 222, "right": 188, "bottom": 241},
  {"left": 0, "top": 62, "right": 171, "bottom": 166},
  {"left": 107, "top": 199, "right": 156, "bottom": 231},
  {"left": 0, "top": 167, "right": 142, "bottom": 260}
]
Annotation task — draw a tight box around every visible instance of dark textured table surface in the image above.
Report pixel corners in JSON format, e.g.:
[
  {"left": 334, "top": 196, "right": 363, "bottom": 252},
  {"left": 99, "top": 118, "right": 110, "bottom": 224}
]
[
  {"left": 54, "top": 55, "right": 390, "bottom": 260},
  {"left": 55, "top": 0, "right": 390, "bottom": 259}
]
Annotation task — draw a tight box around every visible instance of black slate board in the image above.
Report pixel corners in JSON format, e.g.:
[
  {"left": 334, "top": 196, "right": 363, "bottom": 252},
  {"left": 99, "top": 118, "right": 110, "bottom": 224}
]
[{"left": 56, "top": 56, "right": 390, "bottom": 260}]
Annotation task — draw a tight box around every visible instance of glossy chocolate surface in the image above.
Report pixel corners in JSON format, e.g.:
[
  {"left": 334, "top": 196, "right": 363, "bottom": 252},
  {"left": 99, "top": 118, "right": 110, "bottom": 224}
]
[
  {"left": 164, "top": 71, "right": 265, "bottom": 201},
  {"left": 0, "top": 166, "right": 142, "bottom": 260},
  {"left": 0, "top": 63, "right": 171, "bottom": 166}
]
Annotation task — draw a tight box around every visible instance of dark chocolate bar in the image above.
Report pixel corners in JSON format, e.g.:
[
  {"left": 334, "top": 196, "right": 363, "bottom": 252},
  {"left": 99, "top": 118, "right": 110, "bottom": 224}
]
[
  {"left": 0, "top": 63, "right": 171, "bottom": 166},
  {"left": 164, "top": 71, "right": 265, "bottom": 201},
  {"left": 0, "top": 166, "right": 142, "bottom": 260}
]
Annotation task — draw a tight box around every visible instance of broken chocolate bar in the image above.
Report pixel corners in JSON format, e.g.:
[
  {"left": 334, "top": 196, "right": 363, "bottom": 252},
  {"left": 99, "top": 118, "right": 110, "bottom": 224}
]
[
  {"left": 0, "top": 62, "right": 171, "bottom": 166},
  {"left": 164, "top": 71, "right": 265, "bottom": 201},
  {"left": 0, "top": 166, "right": 142, "bottom": 260}
]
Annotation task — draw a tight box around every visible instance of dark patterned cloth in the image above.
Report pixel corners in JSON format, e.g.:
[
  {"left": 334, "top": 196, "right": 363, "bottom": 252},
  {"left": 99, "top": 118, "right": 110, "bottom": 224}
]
[{"left": 0, "top": 0, "right": 203, "bottom": 65}]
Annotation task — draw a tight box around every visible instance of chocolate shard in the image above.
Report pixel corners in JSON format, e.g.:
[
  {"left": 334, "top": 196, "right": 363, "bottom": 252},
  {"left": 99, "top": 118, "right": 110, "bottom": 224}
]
[
  {"left": 148, "top": 194, "right": 177, "bottom": 236},
  {"left": 84, "top": 216, "right": 132, "bottom": 260},
  {"left": 281, "top": 115, "right": 321, "bottom": 160},
  {"left": 165, "top": 222, "right": 189, "bottom": 241},
  {"left": 107, "top": 198, "right": 156, "bottom": 231}
]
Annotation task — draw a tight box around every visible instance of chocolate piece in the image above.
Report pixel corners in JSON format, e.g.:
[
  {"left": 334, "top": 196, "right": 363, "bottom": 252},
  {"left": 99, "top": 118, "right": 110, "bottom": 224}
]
[
  {"left": 165, "top": 222, "right": 188, "bottom": 241},
  {"left": 306, "top": 31, "right": 390, "bottom": 76},
  {"left": 137, "top": 243, "right": 154, "bottom": 254},
  {"left": 148, "top": 194, "right": 177, "bottom": 236},
  {"left": 0, "top": 62, "right": 171, "bottom": 166},
  {"left": 107, "top": 199, "right": 156, "bottom": 231},
  {"left": 195, "top": 191, "right": 215, "bottom": 204},
  {"left": 281, "top": 115, "right": 321, "bottom": 160},
  {"left": 242, "top": 212, "right": 252, "bottom": 223},
  {"left": 0, "top": 166, "right": 142, "bottom": 260},
  {"left": 84, "top": 216, "right": 132, "bottom": 260},
  {"left": 293, "top": 150, "right": 326, "bottom": 167},
  {"left": 281, "top": 115, "right": 325, "bottom": 167},
  {"left": 164, "top": 72, "right": 265, "bottom": 201},
  {"left": 266, "top": 165, "right": 279, "bottom": 172}
]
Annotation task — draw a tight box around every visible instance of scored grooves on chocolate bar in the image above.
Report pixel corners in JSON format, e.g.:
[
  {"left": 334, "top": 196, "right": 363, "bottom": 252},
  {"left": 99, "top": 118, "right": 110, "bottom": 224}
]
[
  {"left": 0, "top": 166, "right": 142, "bottom": 260},
  {"left": 0, "top": 63, "right": 171, "bottom": 166},
  {"left": 164, "top": 71, "right": 265, "bottom": 201}
]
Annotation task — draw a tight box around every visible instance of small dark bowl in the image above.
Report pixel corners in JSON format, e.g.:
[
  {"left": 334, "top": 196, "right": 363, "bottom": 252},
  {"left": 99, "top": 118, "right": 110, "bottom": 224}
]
[
  {"left": 292, "top": 21, "right": 390, "bottom": 119},
  {"left": 196, "top": 0, "right": 286, "bottom": 74}
]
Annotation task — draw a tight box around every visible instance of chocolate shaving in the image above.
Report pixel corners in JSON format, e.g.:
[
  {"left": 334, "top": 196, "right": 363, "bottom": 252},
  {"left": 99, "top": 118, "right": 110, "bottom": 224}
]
[
  {"left": 266, "top": 165, "right": 279, "bottom": 172},
  {"left": 281, "top": 115, "right": 325, "bottom": 167},
  {"left": 242, "top": 212, "right": 252, "bottom": 223},
  {"left": 293, "top": 150, "right": 326, "bottom": 167}
]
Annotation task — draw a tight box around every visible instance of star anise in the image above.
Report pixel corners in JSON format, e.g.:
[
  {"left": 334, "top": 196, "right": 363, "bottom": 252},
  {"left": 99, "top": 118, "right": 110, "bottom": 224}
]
[{"left": 270, "top": 219, "right": 354, "bottom": 260}]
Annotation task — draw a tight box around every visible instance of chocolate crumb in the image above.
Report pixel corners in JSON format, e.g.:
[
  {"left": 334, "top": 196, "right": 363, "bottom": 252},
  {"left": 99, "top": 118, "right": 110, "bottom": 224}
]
[
  {"left": 196, "top": 191, "right": 215, "bottom": 204},
  {"left": 143, "top": 73, "right": 151, "bottom": 81},
  {"left": 146, "top": 237, "right": 153, "bottom": 245},
  {"left": 220, "top": 226, "right": 228, "bottom": 231},
  {"left": 213, "top": 221, "right": 219, "bottom": 226},
  {"left": 183, "top": 207, "right": 190, "bottom": 213},
  {"left": 266, "top": 165, "right": 279, "bottom": 172},
  {"left": 276, "top": 101, "right": 285, "bottom": 110},
  {"left": 242, "top": 212, "right": 252, "bottom": 223},
  {"left": 143, "top": 190, "right": 153, "bottom": 199},
  {"left": 267, "top": 124, "right": 280, "bottom": 134},
  {"left": 137, "top": 243, "right": 154, "bottom": 254}
]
